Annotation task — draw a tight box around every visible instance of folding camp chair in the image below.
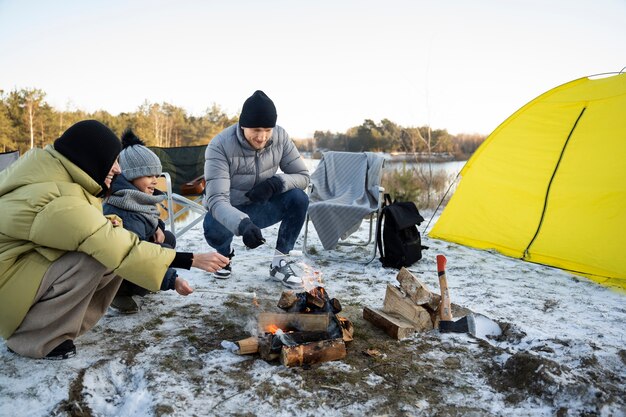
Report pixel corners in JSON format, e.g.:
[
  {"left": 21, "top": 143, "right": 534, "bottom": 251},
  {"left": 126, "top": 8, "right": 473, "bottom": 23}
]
[
  {"left": 0, "top": 150, "right": 19, "bottom": 172},
  {"left": 149, "top": 145, "right": 207, "bottom": 238},
  {"left": 303, "top": 151, "right": 385, "bottom": 263}
]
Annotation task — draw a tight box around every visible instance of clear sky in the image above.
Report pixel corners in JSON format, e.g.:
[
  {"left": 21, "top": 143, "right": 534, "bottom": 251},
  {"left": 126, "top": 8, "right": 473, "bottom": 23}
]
[{"left": 1, "top": 0, "right": 624, "bottom": 138}]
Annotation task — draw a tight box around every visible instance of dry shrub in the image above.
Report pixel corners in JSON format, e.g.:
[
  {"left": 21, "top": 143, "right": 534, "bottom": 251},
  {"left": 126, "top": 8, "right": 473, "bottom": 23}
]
[{"left": 382, "top": 165, "right": 456, "bottom": 209}]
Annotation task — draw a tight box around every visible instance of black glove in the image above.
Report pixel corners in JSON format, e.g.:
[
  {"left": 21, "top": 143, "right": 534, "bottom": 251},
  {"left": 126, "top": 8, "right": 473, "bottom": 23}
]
[
  {"left": 245, "top": 176, "right": 283, "bottom": 203},
  {"left": 238, "top": 218, "right": 265, "bottom": 249}
]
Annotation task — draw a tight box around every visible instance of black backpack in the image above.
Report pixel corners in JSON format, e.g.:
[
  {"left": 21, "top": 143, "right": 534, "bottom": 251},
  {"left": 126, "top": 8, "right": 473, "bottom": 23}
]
[{"left": 376, "top": 194, "right": 427, "bottom": 269}]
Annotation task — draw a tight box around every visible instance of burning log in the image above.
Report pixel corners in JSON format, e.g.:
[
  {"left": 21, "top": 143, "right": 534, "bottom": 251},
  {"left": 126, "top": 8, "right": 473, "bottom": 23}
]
[
  {"left": 280, "top": 338, "right": 347, "bottom": 367},
  {"left": 277, "top": 288, "right": 339, "bottom": 313},
  {"left": 259, "top": 329, "right": 334, "bottom": 361},
  {"left": 276, "top": 287, "right": 345, "bottom": 340},
  {"left": 277, "top": 290, "right": 298, "bottom": 309},
  {"left": 272, "top": 330, "right": 331, "bottom": 349},
  {"left": 276, "top": 290, "right": 326, "bottom": 311},
  {"left": 338, "top": 316, "right": 354, "bottom": 342},
  {"left": 257, "top": 312, "right": 329, "bottom": 333},
  {"left": 253, "top": 285, "right": 352, "bottom": 367},
  {"left": 258, "top": 333, "right": 280, "bottom": 361}
]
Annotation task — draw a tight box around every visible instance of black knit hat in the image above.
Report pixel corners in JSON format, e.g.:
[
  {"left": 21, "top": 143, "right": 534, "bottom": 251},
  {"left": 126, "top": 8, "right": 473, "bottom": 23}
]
[
  {"left": 239, "top": 90, "right": 277, "bottom": 128},
  {"left": 54, "top": 120, "right": 122, "bottom": 191}
]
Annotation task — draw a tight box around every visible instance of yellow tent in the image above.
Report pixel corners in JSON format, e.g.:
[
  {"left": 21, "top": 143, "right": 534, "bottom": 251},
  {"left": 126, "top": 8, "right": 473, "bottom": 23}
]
[{"left": 430, "top": 72, "right": 626, "bottom": 291}]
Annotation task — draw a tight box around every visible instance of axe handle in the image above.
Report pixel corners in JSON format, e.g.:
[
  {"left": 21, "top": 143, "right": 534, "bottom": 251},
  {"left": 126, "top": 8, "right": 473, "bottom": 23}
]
[{"left": 437, "top": 255, "right": 453, "bottom": 321}]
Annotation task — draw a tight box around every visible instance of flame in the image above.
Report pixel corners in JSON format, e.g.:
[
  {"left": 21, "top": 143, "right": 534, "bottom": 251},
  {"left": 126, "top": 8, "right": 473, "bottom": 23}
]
[
  {"left": 265, "top": 324, "right": 280, "bottom": 334},
  {"left": 300, "top": 262, "right": 324, "bottom": 292}
]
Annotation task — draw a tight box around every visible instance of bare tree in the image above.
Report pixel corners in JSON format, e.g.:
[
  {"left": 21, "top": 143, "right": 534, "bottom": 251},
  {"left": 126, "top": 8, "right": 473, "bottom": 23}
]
[
  {"left": 20, "top": 89, "right": 45, "bottom": 149},
  {"left": 150, "top": 103, "right": 164, "bottom": 146}
]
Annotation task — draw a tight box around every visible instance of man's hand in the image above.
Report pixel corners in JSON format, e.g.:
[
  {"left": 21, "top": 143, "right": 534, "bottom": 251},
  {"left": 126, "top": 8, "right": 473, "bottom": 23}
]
[
  {"left": 245, "top": 177, "right": 283, "bottom": 203},
  {"left": 239, "top": 218, "right": 265, "bottom": 249},
  {"left": 191, "top": 252, "right": 230, "bottom": 273}
]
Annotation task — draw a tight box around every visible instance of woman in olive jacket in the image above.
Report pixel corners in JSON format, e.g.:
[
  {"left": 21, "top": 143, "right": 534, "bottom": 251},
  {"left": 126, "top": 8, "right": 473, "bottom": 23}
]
[{"left": 0, "top": 120, "right": 229, "bottom": 359}]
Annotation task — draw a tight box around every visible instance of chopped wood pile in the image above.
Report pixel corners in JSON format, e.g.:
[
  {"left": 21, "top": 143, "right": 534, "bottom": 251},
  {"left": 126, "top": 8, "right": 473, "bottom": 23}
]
[{"left": 363, "top": 267, "right": 471, "bottom": 339}]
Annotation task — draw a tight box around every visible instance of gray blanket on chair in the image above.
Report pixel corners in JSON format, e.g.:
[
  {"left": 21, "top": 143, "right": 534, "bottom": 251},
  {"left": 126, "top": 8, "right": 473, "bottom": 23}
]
[{"left": 308, "top": 152, "right": 385, "bottom": 250}]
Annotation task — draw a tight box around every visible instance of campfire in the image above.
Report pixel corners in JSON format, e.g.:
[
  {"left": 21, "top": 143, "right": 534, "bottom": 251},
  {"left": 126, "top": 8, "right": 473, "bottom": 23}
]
[{"left": 236, "top": 272, "right": 353, "bottom": 367}]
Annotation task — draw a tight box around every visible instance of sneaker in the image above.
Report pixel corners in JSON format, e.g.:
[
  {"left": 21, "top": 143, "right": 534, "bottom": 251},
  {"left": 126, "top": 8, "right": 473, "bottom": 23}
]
[
  {"left": 269, "top": 260, "right": 303, "bottom": 289},
  {"left": 214, "top": 250, "right": 234, "bottom": 279},
  {"left": 214, "top": 263, "right": 232, "bottom": 279},
  {"left": 45, "top": 340, "right": 76, "bottom": 360},
  {"left": 110, "top": 295, "right": 139, "bottom": 314}
]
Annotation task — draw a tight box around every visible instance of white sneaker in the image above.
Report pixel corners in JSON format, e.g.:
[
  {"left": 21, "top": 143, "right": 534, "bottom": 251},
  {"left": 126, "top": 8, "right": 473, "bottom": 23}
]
[
  {"left": 269, "top": 260, "right": 303, "bottom": 289},
  {"left": 213, "top": 264, "right": 231, "bottom": 279},
  {"left": 213, "top": 251, "right": 234, "bottom": 279}
]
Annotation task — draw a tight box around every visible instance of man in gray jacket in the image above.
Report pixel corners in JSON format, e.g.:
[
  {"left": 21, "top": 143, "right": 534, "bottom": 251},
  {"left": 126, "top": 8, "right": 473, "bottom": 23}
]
[{"left": 202, "top": 90, "right": 310, "bottom": 288}]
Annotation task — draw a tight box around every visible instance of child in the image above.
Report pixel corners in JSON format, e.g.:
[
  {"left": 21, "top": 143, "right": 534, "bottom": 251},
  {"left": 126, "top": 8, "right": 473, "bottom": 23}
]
[{"left": 103, "top": 129, "right": 192, "bottom": 313}]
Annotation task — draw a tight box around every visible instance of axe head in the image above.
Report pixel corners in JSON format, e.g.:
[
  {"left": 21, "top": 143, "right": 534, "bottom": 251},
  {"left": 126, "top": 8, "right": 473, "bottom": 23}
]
[
  {"left": 439, "top": 315, "right": 476, "bottom": 335},
  {"left": 439, "top": 314, "right": 502, "bottom": 339}
]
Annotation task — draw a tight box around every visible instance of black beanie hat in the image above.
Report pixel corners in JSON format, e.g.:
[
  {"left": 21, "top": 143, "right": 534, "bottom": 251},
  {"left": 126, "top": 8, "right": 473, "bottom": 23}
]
[
  {"left": 239, "top": 90, "right": 277, "bottom": 128},
  {"left": 54, "top": 120, "right": 122, "bottom": 191}
]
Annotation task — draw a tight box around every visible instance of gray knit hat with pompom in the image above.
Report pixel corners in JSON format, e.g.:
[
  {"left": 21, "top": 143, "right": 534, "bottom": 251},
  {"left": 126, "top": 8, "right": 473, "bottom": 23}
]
[{"left": 118, "top": 129, "right": 162, "bottom": 181}]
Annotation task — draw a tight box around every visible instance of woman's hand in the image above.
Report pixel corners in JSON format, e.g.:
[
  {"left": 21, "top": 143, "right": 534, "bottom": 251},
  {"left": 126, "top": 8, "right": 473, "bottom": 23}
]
[
  {"left": 191, "top": 252, "right": 230, "bottom": 273},
  {"left": 174, "top": 276, "right": 194, "bottom": 295},
  {"left": 154, "top": 227, "right": 165, "bottom": 244}
]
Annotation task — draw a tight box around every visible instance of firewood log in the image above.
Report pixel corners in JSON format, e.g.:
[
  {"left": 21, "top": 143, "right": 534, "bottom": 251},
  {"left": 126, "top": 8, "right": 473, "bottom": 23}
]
[
  {"left": 330, "top": 298, "right": 342, "bottom": 314},
  {"left": 273, "top": 331, "right": 331, "bottom": 349},
  {"left": 396, "top": 267, "right": 440, "bottom": 310},
  {"left": 236, "top": 336, "right": 259, "bottom": 355},
  {"left": 338, "top": 316, "right": 353, "bottom": 342},
  {"left": 305, "top": 292, "right": 325, "bottom": 309},
  {"left": 383, "top": 284, "right": 433, "bottom": 331},
  {"left": 280, "top": 338, "right": 346, "bottom": 367},
  {"left": 258, "top": 334, "right": 280, "bottom": 361},
  {"left": 257, "top": 312, "right": 329, "bottom": 333},
  {"left": 363, "top": 306, "right": 417, "bottom": 340},
  {"left": 277, "top": 291, "right": 298, "bottom": 309}
]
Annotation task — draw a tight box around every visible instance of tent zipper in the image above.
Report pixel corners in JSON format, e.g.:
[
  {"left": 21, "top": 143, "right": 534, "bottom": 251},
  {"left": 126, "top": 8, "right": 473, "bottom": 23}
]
[{"left": 523, "top": 106, "right": 587, "bottom": 259}]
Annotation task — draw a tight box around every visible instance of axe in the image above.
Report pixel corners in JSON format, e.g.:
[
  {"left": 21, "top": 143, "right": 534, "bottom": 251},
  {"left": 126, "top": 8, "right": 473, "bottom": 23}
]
[
  {"left": 437, "top": 254, "right": 474, "bottom": 333},
  {"left": 437, "top": 254, "right": 501, "bottom": 338}
]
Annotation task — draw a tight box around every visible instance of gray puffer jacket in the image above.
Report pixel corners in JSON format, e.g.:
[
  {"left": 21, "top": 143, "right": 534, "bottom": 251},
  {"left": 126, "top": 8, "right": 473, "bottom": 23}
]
[{"left": 203, "top": 123, "right": 310, "bottom": 234}]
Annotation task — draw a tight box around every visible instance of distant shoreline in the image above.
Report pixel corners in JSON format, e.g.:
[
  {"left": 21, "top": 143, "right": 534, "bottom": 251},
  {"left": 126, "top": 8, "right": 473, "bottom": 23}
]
[
  {"left": 387, "top": 152, "right": 455, "bottom": 163},
  {"left": 303, "top": 151, "right": 457, "bottom": 163}
]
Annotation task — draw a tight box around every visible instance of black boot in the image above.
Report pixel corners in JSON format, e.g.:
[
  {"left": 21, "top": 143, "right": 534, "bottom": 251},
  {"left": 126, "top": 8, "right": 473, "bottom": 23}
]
[
  {"left": 45, "top": 340, "right": 76, "bottom": 360},
  {"left": 110, "top": 295, "right": 139, "bottom": 314}
]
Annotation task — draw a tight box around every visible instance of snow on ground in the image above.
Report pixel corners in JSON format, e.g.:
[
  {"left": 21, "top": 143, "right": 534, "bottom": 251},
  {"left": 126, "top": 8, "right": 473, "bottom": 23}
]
[{"left": 1, "top": 207, "right": 625, "bottom": 416}]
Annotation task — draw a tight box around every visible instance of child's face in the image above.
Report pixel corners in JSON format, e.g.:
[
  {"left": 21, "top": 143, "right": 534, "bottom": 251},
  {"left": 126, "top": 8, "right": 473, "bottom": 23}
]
[{"left": 132, "top": 175, "right": 159, "bottom": 195}]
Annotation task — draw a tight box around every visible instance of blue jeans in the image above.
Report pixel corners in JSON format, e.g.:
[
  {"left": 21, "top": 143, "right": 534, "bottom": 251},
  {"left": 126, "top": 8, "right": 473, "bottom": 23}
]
[{"left": 203, "top": 189, "right": 309, "bottom": 256}]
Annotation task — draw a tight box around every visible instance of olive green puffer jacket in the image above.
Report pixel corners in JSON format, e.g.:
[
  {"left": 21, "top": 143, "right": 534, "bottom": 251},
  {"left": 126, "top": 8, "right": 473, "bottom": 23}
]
[{"left": 0, "top": 146, "right": 175, "bottom": 339}]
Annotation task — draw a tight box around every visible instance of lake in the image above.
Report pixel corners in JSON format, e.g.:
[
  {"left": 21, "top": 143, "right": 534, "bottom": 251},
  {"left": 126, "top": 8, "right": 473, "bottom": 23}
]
[{"left": 303, "top": 157, "right": 467, "bottom": 177}]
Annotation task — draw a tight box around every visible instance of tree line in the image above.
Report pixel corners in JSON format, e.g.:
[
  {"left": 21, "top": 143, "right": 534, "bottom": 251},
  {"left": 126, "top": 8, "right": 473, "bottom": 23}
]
[
  {"left": 0, "top": 88, "right": 237, "bottom": 154},
  {"left": 296, "top": 119, "right": 486, "bottom": 160},
  {"left": 1, "top": 88, "right": 485, "bottom": 158}
]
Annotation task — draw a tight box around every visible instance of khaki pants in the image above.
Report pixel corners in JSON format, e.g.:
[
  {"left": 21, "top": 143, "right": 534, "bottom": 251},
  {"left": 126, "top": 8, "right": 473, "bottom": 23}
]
[{"left": 6, "top": 252, "right": 122, "bottom": 358}]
